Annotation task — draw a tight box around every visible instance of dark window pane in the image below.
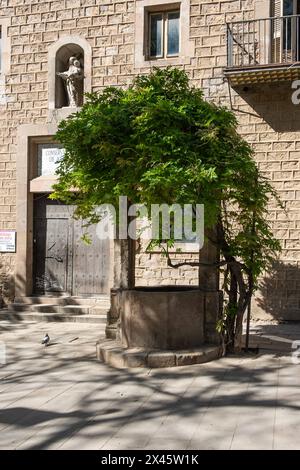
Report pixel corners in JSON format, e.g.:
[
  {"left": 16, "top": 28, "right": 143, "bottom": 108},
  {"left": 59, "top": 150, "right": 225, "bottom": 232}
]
[
  {"left": 150, "top": 14, "right": 163, "bottom": 57},
  {"left": 167, "top": 11, "right": 180, "bottom": 56},
  {"left": 283, "top": 0, "right": 293, "bottom": 15}
]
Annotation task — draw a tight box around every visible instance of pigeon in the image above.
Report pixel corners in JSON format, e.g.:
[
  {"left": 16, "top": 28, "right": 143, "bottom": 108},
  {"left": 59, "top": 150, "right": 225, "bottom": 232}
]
[{"left": 41, "top": 333, "right": 50, "bottom": 346}]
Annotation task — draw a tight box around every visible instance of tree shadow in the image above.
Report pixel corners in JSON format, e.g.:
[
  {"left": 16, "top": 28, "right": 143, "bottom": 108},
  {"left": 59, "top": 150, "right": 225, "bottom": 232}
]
[
  {"left": 255, "top": 261, "right": 300, "bottom": 322},
  {"left": 0, "top": 260, "right": 14, "bottom": 309},
  {"left": 0, "top": 320, "right": 299, "bottom": 450}
]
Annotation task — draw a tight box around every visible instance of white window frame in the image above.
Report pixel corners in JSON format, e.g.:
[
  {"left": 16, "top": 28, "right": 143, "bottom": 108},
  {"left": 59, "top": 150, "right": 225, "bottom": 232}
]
[
  {"left": 148, "top": 10, "right": 180, "bottom": 60},
  {"left": 134, "top": 0, "right": 194, "bottom": 69}
]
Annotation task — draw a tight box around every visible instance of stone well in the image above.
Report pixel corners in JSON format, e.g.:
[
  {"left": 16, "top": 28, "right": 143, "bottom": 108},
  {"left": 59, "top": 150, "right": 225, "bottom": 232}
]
[
  {"left": 97, "top": 286, "right": 223, "bottom": 368},
  {"left": 121, "top": 287, "right": 216, "bottom": 349}
]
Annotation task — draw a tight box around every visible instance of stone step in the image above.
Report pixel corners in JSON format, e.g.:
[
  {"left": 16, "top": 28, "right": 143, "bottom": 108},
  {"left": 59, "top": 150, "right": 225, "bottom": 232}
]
[
  {"left": 89, "top": 306, "right": 109, "bottom": 315},
  {"left": 10, "top": 303, "right": 60, "bottom": 312},
  {"left": 0, "top": 310, "right": 107, "bottom": 324},
  {"left": 13, "top": 295, "right": 110, "bottom": 307},
  {"left": 97, "top": 340, "right": 222, "bottom": 368},
  {"left": 242, "top": 335, "right": 293, "bottom": 352},
  {"left": 10, "top": 303, "right": 109, "bottom": 316},
  {"left": 35, "top": 305, "right": 91, "bottom": 315},
  {"left": 68, "top": 296, "right": 110, "bottom": 306},
  {"left": 14, "top": 296, "right": 71, "bottom": 305}
]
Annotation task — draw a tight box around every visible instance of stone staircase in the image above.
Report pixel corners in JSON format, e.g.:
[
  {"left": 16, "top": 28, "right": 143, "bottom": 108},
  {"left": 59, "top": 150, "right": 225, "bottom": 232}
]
[{"left": 0, "top": 295, "right": 110, "bottom": 324}]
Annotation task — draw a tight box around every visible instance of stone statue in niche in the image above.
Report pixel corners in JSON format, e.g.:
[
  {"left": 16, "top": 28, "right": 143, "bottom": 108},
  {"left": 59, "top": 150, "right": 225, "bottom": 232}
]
[{"left": 57, "top": 56, "right": 84, "bottom": 107}]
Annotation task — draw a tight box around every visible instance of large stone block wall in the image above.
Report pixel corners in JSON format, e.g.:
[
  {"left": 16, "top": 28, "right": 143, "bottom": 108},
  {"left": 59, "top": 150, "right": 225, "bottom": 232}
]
[{"left": 0, "top": 0, "right": 299, "bottom": 320}]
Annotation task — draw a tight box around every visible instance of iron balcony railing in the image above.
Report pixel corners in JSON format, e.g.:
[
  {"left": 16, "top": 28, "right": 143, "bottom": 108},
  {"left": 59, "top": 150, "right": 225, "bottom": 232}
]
[{"left": 227, "top": 15, "right": 300, "bottom": 68}]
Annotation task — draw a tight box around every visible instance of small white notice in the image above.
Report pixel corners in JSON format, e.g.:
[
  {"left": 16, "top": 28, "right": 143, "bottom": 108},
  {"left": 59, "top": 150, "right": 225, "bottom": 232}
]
[
  {"left": 38, "top": 144, "right": 65, "bottom": 177},
  {"left": 0, "top": 230, "right": 16, "bottom": 253}
]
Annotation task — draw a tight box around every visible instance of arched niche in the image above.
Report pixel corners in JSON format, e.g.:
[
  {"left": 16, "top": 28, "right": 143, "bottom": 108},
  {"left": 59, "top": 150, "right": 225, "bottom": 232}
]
[
  {"left": 48, "top": 36, "right": 92, "bottom": 111},
  {"left": 55, "top": 44, "right": 84, "bottom": 109}
]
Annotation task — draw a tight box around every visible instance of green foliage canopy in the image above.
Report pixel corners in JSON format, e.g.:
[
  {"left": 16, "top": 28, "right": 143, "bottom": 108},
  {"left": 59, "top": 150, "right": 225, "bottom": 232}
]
[{"left": 53, "top": 67, "right": 280, "bottom": 284}]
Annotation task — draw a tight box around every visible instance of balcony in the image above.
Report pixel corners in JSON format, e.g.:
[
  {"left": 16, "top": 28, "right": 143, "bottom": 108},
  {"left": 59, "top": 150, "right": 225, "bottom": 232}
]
[{"left": 225, "top": 15, "right": 300, "bottom": 86}]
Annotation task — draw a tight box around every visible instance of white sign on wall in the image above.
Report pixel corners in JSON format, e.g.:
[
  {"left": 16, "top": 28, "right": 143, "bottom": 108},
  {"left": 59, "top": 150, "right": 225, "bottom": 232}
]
[
  {"left": 0, "top": 230, "right": 16, "bottom": 253},
  {"left": 37, "top": 144, "right": 65, "bottom": 177}
]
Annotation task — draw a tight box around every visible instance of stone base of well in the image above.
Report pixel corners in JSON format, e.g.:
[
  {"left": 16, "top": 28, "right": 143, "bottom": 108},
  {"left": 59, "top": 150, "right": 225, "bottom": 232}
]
[
  {"left": 120, "top": 287, "right": 222, "bottom": 349},
  {"left": 100, "top": 287, "right": 222, "bottom": 368},
  {"left": 96, "top": 339, "right": 222, "bottom": 369}
]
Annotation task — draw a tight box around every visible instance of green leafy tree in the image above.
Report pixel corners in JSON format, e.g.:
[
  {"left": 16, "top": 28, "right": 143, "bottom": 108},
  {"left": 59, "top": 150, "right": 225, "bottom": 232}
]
[{"left": 52, "top": 67, "right": 280, "bottom": 352}]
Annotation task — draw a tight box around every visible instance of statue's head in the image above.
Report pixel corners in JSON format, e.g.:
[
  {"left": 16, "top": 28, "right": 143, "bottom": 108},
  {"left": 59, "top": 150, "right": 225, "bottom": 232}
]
[
  {"left": 73, "top": 59, "right": 81, "bottom": 68},
  {"left": 69, "top": 56, "right": 76, "bottom": 65}
]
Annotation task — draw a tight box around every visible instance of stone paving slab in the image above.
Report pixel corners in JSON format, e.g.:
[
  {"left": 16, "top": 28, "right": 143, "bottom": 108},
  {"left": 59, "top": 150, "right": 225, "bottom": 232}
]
[{"left": 1, "top": 320, "right": 300, "bottom": 449}]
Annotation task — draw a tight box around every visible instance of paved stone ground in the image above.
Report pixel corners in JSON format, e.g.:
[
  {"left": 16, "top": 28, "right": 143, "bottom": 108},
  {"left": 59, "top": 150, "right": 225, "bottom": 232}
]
[{"left": 1, "top": 319, "right": 300, "bottom": 450}]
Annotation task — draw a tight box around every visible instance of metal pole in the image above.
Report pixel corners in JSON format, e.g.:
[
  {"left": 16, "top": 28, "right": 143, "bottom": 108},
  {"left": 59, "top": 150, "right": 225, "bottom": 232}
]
[
  {"left": 245, "top": 212, "right": 255, "bottom": 352},
  {"left": 245, "top": 271, "right": 253, "bottom": 351}
]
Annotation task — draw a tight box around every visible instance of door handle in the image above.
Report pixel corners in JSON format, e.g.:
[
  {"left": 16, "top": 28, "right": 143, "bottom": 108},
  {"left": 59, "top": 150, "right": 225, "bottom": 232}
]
[{"left": 45, "top": 255, "right": 63, "bottom": 263}]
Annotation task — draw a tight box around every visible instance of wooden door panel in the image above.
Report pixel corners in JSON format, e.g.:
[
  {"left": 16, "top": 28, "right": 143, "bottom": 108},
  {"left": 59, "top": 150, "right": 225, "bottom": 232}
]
[
  {"left": 44, "top": 218, "right": 68, "bottom": 292},
  {"left": 35, "top": 219, "right": 68, "bottom": 292},
  {"left": 34, "top": 217, "right": 69, "bottom": 293},
  {"left": 33, "top": 196, "right": 70, "bottom": 294},
  {"left": 33, "top": 196, "right": 110, "bottom": 296},
  {"left": 72, "top": 220, "right": 110, "bottom": 295}
]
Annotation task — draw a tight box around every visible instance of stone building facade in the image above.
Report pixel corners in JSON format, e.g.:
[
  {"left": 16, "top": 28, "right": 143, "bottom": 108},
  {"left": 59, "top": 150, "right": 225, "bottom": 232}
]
[{"left": 0, "top": 0, "right": 299, "bottom": 321}]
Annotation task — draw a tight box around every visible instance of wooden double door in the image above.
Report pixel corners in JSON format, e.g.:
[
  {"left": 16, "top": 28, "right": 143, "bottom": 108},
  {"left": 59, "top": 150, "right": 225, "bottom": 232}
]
[{"left": 33, "top": 196, "right": 110, "bottom": 295}]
